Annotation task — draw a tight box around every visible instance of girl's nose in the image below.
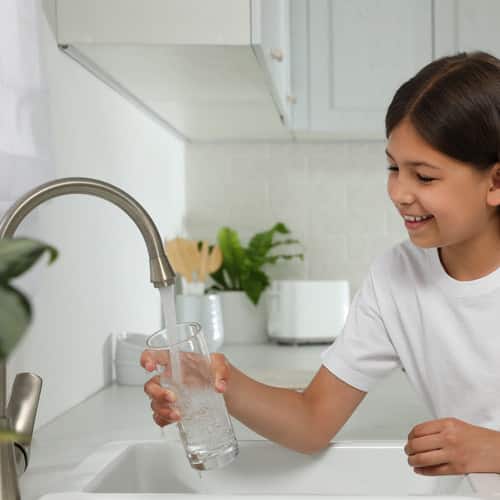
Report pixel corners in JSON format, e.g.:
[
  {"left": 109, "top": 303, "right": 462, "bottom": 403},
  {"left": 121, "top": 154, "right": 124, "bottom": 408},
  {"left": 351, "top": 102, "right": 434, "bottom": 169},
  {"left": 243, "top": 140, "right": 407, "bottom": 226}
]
[{"left": 388, "top": 176, "right": 416, "bottom": 207}]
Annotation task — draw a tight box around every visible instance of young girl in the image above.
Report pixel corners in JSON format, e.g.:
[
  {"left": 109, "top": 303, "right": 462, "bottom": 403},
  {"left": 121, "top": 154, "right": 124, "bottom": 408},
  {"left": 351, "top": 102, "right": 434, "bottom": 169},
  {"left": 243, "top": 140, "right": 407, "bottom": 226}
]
[{"left": 142, "top": 51, "right": 500, "bottom": 476}]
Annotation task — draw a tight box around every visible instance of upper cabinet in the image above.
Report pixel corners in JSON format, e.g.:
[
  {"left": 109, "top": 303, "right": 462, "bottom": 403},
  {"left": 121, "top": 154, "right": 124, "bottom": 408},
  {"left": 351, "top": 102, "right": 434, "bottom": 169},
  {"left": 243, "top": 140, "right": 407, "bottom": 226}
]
[
  {"left": 56, "top": 0, "right": 292, "bottom": 142},
  {"left": 290, "top": 0, "right": 500, "bottom": 141},
  {"left": 291, "top": 0, "right": 433, "bottom": 140},
  {"left": 55, "top": 0, "right": 499, "bottom": 142},
  {"left": 251, "top": 0, "right": 293, "bottom": 128},
  {"left": 434, "top": 0, "right": 500, "bottom": 58}
]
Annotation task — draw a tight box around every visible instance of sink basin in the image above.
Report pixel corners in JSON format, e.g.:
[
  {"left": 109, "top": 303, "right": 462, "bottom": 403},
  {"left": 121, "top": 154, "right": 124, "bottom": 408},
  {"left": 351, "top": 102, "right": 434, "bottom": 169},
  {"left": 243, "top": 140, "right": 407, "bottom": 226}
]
[{"left": 39, "top": 439, "right": 500, "bottom": 499}]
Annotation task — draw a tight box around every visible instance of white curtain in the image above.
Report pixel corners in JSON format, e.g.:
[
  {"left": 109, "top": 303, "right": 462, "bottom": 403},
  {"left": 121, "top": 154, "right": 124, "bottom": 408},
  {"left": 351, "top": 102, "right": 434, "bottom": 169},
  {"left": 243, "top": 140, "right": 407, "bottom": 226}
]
[{"left": 0, "top": 0, "right": 54, "bottom": 219}]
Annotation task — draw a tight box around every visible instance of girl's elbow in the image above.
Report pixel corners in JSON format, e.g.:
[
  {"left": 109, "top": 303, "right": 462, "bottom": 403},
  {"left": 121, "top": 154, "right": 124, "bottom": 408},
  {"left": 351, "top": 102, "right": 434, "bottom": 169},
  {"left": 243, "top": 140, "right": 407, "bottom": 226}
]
[{"left": 296, "top": 437, "right": 331, "bottom": 455}]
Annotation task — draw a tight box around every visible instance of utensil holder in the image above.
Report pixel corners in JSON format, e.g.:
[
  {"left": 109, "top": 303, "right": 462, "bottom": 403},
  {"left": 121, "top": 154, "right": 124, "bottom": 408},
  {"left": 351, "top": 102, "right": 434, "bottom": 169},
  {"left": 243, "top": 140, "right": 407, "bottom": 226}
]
[{"left": 175, "top": 293, "right": 224, "bottom": 351}]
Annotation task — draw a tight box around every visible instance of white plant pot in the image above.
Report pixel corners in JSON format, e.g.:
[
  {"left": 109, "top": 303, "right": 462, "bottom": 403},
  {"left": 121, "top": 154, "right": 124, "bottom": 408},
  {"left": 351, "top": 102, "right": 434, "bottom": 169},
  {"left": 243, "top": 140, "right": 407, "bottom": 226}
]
[{"left": 219, "top": 290, "right": 268, "bottom": 344}]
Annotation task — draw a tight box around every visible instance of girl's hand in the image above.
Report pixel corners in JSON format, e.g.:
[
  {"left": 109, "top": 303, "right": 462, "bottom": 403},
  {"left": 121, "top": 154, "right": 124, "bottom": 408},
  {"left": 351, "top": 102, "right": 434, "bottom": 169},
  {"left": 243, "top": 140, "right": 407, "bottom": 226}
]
[
  {"left": 405, "top": 417, "right": 500, "bottom": 474},
  {"left": 140, "top": 350, "right": 231, "bottom": 427}
]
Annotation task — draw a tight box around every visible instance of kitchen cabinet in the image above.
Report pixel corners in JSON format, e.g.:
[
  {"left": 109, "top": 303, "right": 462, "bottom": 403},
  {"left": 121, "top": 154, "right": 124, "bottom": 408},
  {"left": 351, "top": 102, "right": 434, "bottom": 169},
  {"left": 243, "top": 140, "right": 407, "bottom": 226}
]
[
  {"left": 434, "top": 0, "right": 500, "bottom": 59},
  {"left": 55, "top": 0, "right": 292, "bottom": 142},
  {"left": 55, "top": 0, "right": 498, "bottom": 143},
  {"left": 252, "top": 0, "right": 293, "bottom": 128},
  {"left": 291, "top": 0, "right": 500, "bottom": 140},
  {"left": 291, "top": 0, "right": 433, "bottom": 140}
]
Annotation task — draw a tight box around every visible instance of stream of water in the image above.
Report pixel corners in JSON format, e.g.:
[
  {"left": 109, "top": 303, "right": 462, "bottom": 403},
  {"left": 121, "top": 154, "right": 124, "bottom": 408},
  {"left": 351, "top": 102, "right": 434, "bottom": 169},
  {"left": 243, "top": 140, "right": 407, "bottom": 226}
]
[{"left": 159, "top": 285, "right": 181, "bottom": 383}]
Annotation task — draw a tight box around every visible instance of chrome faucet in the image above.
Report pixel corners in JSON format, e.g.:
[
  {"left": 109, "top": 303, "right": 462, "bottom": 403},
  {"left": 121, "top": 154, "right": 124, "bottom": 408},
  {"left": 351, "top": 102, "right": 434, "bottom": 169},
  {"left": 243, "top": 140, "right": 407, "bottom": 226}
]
[{"left": 0, "top": 177, "right": 177, "bottom": 499}]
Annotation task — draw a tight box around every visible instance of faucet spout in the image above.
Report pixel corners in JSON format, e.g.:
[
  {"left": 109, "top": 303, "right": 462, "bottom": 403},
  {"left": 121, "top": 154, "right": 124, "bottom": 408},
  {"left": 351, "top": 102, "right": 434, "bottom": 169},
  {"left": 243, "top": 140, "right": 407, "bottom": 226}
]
[
  {"left": 0, "top": 177, "right": 176, "bottom": 287},
  {"left": 0, "top": 177, "right": 177, "bottom": 499}
]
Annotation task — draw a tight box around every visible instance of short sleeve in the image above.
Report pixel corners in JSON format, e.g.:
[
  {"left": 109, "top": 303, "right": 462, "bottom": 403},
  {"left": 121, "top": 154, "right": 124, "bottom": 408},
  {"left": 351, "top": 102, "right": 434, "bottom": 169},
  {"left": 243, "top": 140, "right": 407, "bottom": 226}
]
[{"left": 321, "top": 270, "right": 400, "bottom": 392}]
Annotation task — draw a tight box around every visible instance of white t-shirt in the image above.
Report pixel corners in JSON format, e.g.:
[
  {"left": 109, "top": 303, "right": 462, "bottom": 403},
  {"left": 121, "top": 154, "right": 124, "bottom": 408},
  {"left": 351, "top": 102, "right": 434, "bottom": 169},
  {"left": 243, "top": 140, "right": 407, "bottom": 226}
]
[{"left": 321, "top": 240, "right": 500, "bottom": 430}]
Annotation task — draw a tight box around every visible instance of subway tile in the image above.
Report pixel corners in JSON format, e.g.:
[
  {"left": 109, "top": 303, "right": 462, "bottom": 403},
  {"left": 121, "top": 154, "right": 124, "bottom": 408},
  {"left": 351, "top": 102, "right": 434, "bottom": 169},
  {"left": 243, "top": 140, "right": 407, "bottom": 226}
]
[
  {"left": 308, "top": 168, "right": 348, "bottom": 236},
  {"left": 186, "top": 144, "right": 231, "bottom": 174},
  {"left": 386, "top": 197, "right": 407, "bottom": 234},
  {"left": 346, "top": 142, "right": 386, "bottom": 178},
  {"left": 345, "top": 179, "right": 388, "bottom": 234},
  {"left": 347, "top": 233, "right": 395, "bottom": 266},
  {"left": 267, "top": 152, "right": 308, "bottom": 186},
  {"left": 184, "top": 213, "right": 220, "bottom": 242},
  {"left": 185, "top": 141, "right": 399, "bottom": 290},
  {"left": 267, "top": 258, "right": 307, "bottom": 281},
  {"left": 308, "top": 252, "right": 352, "bottom": 282}
]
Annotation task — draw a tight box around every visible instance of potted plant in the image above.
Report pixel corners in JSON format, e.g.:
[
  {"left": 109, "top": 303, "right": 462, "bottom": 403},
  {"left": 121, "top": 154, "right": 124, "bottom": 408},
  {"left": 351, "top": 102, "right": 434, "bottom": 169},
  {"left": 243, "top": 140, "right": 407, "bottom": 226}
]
[
  {"left": 208, "top": 222, "right": 303, "bottom": 344},
  {"left": 0, "top": 238, "right": 57, "bottom": 441}
]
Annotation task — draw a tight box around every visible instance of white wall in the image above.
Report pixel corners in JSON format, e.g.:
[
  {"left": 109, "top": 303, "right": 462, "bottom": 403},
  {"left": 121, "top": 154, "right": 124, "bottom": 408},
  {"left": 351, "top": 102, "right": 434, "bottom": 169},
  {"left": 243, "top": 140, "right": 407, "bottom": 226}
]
[
  {"left": 7, "top": 1, "right": 186, "bottom": 427},
  {"left": 185, "top": 142, "right": 407, "bottom": 295}
]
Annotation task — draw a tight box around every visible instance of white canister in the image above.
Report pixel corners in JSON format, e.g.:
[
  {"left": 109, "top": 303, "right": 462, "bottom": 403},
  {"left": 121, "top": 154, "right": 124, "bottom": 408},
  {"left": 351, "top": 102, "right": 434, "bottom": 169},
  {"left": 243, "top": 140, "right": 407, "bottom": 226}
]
[
  {"left": 267, "top": 280, "right": 350, "bottom": 343},
  {"left": 218, "top": 290, "right": 268, "bottom": 344}
]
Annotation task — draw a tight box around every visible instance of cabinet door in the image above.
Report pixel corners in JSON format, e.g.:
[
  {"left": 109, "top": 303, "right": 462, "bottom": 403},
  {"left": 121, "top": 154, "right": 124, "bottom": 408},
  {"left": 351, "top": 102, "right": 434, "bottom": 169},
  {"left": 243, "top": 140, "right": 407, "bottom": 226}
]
[
  {"left": 434, "top": 0, "right": 500, "bottom": 59},
  {"left": 303, "top": 0, "right": 432, "bottom": 139},
  {"left": 251, "top": 0, "right": 292, "bottom": 127}
]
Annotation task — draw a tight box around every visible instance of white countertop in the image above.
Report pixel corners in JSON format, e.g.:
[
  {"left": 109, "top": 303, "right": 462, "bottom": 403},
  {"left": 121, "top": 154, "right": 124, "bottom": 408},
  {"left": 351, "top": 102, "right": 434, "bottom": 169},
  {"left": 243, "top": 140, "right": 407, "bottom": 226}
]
[{"left": 21, "top": 343, "right": 432, "bottom": 500}]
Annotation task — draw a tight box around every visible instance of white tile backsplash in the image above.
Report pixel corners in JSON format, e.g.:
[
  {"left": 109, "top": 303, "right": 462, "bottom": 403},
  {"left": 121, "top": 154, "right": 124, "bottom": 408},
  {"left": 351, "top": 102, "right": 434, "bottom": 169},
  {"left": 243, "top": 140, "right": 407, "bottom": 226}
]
[{"left": 186, "top": 142, "right": 407, "bottom": 294}]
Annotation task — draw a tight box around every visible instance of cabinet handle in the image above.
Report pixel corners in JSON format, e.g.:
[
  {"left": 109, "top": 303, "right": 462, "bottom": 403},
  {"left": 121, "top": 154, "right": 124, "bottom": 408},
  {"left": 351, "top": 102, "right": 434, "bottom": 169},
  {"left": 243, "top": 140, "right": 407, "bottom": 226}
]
[{"left": 270, "top": 48, "right": 284, "bottom": 62}]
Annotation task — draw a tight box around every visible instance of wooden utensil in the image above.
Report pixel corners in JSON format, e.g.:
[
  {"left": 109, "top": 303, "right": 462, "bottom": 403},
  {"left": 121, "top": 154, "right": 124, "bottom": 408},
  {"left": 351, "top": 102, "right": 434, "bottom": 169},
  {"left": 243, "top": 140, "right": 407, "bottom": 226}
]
[
  {"left": 207, "top": 244, "right": 223, "bottom": 274},
  {"left": 198, "top": 240, "right": 210, "bottom": 282},
  {"left": 179, "top": 239, "right": 201, "bottom": 281},
  {"left": 165, "top": 238, "right": 193, "bottom": 282}
]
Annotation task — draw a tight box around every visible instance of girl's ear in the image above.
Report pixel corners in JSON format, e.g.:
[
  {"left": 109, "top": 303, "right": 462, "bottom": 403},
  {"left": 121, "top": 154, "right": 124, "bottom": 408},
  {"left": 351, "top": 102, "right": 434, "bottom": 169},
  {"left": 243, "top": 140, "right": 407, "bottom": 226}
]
[{"left": 486, "top": 162, "right": 500, "bottom": 208}]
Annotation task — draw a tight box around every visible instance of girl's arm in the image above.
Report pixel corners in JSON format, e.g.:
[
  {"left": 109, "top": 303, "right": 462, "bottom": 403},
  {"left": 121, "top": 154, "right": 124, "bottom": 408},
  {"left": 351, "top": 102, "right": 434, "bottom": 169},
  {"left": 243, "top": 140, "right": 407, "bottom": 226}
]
[
  {"left": 224, "top": 363, "right": 366, "bottom": 453},
  {"left": 143, "top": 351, "right": 366, "bottom": 454}
]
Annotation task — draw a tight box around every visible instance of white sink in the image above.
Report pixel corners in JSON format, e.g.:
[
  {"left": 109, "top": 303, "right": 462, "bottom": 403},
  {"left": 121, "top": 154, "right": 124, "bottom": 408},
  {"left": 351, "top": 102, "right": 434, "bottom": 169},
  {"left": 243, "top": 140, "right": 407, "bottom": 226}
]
[{"left": 39, "top": 439, "right": 500, "bottom": 499}]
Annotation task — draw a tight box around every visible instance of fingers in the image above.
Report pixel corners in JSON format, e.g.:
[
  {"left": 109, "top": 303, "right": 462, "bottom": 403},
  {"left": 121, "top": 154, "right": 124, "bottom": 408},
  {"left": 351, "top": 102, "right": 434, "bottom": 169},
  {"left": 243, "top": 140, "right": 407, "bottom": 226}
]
[
  {"left": 144, "top": 353, "right": 231, "bottom": 429},
  {"left": 405, "top": 433, "right": 442, "bottom": 456},
  {"left": 140, "top": 350, "right": 156, "bottom": 371},
  {"left": 414, "top": 464, "right": 453, "bottom": 476},
  {"left": 153, "top": 411, "right": 180, "bottom": 427},
  {"left": 211, "top": 353, "right": 231, "bottom": 393},
  {"left": 144, "top": 375, "right": 176, "bottom": 403},
  {"left": 144, "top": 375, "right": 181, "bottom": 427},
  {"left": 405, "top": 426, "right": 448, "bottom": 471},
  {"left": 408, "top": 418, "right": 451, "bottom": 440},
  {"left": 407, "top": 449, "right": 448, "bottom": 469},
  {"left": 151, "top": 399, "right": 180, "bottom": 422}
]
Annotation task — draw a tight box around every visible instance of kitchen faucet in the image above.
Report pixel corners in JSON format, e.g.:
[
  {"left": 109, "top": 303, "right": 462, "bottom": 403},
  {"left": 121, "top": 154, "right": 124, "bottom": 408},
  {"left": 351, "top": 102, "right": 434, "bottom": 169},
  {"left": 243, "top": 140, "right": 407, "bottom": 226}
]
[{"left": 0, "top": 177, "right": 177, "bottom": 499}]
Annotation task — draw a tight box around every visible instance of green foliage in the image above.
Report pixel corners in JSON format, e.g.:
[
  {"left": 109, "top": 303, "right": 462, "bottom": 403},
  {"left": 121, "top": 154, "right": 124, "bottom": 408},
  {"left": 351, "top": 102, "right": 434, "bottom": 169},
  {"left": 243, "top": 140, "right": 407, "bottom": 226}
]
[
  {"left": 0, "top": 238, "right": 58, "bottom": 360},
  {"left": 209, "top": 222, "right": 303, "bottom": 305}
]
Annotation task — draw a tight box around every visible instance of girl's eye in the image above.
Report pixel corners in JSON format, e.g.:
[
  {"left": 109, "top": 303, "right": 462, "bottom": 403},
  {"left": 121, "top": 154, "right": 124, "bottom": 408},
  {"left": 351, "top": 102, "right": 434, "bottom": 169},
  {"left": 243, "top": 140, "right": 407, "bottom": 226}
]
[
  {"left": 417, "top": 174, "right": 435, "bottom": 183},
  {"left": 387, "top": 165, "right": 435, "bottom": 183}
]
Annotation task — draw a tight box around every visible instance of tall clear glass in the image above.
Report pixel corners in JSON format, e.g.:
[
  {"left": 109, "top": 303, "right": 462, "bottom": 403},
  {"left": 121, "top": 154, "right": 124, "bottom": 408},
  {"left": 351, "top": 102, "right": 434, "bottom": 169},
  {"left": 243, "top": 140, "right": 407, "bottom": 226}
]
[{"left": 146, "top": 322, "right": 238, "bottom": 470}]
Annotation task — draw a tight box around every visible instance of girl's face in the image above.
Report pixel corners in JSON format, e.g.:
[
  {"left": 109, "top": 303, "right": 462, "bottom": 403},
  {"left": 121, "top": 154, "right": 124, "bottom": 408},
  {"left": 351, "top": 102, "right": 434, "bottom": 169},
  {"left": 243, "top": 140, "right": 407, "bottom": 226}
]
[{"left": 386, "top": 119, "right": 498, "bottom": 250}]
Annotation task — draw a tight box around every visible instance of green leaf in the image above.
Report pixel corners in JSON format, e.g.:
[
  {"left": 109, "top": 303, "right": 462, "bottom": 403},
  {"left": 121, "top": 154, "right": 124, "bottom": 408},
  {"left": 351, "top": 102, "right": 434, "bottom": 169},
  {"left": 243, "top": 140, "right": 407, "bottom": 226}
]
[
  {"left": 247, "top": 222, "right": 291, "bottom": 261},
  {"left": 210, "top": 267, "right": 232, "bottom": 290},
  {"left": 270, "top": 238, "right": 301, "bottom": 248},
  {"left": 263, "top": 252, "right": 304, "bottom": 265},
  {"left": 0, "top": 238, "right": 58, "bottom": 284},
  {"left": 240, "top": 269, "right": 270, "bottom": 305},
  {"left": 208, "top": 223, "right": 304, "bottom": 307},
  {"left": 0, "top": 285, "right": 31, "bottom": 360},
  {"left": 216, "top": 227, "right": 247, "bottom": 289}
]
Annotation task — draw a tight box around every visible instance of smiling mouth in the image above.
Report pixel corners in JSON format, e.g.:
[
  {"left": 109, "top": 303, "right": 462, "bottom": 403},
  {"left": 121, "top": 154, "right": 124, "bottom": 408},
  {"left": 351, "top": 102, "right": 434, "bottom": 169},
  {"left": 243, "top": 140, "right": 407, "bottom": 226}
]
[
  {"left": 402, "top": 214, "right": 433, "bottom": 222},
  {"left": 402, "top": 214, "right": 434, "bottom": 230}
]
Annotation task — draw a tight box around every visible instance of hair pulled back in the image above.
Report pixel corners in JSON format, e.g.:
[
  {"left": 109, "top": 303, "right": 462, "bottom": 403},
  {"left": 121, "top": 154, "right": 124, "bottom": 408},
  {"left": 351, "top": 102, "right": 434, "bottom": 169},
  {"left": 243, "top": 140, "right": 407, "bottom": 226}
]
[{"left": 385, "top": 51, "right": 500, "bottom": 171}]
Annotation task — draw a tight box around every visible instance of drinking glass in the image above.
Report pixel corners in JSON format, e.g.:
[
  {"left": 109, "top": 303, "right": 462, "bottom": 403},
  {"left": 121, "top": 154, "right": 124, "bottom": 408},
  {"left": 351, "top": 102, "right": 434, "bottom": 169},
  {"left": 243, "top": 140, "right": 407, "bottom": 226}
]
[{"left": 146, "top": 322, "right": 239, "bottom": 470}]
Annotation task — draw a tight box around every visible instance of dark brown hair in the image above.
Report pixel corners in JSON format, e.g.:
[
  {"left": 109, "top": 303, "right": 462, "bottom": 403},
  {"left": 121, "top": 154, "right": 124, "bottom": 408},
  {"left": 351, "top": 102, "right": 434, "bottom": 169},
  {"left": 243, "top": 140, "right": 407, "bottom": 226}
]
[{"left": 385, "top": 51, "right": 500, "bottom": 171}]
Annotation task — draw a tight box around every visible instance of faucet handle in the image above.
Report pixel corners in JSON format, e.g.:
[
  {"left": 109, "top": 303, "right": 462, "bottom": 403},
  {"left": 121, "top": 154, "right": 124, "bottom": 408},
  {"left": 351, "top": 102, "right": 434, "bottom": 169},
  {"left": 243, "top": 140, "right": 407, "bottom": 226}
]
[
  {"left": 0, "top": 417, "right": 21, "bottom": 499},
  {"left": 7, "top": 373, "right": 42, "bottom": 473}
]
